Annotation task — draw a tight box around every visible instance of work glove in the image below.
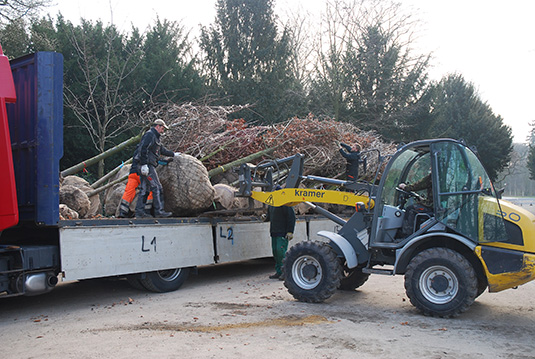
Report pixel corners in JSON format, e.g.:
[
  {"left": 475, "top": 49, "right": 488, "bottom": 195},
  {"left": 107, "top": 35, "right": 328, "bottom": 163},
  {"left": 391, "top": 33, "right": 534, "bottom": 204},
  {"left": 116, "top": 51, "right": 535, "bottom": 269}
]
[
  {"left": 398, "top": 183, "right": 407, "bottom": 190},
  {"left": 260, "top": 213, "right": 267, "bottom": 221},
  {"left": 141, "top": 164, "right": 149, "bottom": 176},
  {"left": 286, "top": 232, "right": 294, "bottom": 241},
  {"left": 174, "top": 152, "right": 181, "bottom": 157}
]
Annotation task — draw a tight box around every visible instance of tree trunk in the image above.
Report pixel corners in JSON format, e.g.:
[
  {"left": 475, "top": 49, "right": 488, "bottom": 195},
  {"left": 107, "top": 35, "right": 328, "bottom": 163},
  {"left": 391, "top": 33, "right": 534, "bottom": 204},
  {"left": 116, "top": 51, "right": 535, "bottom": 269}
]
[
  {"left": 208, "top": 145, "right": 279, "bottom": 178},
  {"left": 86, "top": 174, "right": 129, "bottom": 197},
  {"left": 60, "top": 131, "right": 143, "bottom": 177},
  {"left": 91, "top": 158, "right": 132, "bottom": 188}
]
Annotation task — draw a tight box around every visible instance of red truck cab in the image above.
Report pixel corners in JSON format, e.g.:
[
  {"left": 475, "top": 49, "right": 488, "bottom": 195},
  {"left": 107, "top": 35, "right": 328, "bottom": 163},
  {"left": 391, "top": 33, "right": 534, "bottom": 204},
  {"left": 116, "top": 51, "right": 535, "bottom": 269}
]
[{"left": 0, "top": 45, "right": 18, "bottom": 231}]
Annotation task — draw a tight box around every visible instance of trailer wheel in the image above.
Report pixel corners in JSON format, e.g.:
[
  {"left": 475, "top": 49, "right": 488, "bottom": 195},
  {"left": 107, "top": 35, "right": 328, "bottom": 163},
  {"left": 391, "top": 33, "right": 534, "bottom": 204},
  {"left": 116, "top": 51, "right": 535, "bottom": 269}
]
[
  {"left": 339, "top": 264, "right": 370, "bottom": 291},
  {"left": 139, "top": 267, "right": 191, "bottom": 293},
  {"left": 126, "top": 274, "right": 146, "bottom": 291},
  {"left": 404, "top": 248, "right": 477, "bottom": 318},
  {"left": 283, "top": 241, "right": 341, "bottom": 303}
]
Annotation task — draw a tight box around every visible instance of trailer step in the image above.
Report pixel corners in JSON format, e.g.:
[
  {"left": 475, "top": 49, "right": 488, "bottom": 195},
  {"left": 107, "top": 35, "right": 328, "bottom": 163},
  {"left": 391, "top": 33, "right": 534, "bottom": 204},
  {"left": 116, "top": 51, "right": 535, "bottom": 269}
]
[{"left": 362, "top": 268, "right": 394, "bottom": 275}]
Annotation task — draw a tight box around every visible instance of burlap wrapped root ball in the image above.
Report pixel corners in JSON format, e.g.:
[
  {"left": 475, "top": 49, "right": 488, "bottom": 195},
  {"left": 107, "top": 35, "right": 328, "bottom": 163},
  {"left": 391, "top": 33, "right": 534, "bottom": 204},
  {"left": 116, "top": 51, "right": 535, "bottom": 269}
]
[
  {"left": 59, "top": 204, "right": 79, "bottom": 220},
  {"left": 61, "top": 175, "right": 101, "bottom": 217},
  {"left": 101, "top": 164, "right": 132, "bottom": 217},
  {"left": 210, "top": 170, "right": 239, "bottom": 186},
  {"left": 104, "top": 183, "right": 126, "bottom": 217},
  {"left": 59, "top": 185, "right": 91, "bottom": 218},
  {"left": 213, "top": 183, "right": 249, "bottom": 210},
  {"left": 158, "top": 154, "right": 215, "bottom": 216}
]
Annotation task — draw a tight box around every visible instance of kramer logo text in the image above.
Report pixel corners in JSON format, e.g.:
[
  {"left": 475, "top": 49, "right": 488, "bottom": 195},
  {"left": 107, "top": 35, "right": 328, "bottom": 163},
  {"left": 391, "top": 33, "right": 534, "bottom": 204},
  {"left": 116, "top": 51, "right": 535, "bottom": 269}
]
[{"left": 294, "top": 189, "right": 325, "bottom": 198}]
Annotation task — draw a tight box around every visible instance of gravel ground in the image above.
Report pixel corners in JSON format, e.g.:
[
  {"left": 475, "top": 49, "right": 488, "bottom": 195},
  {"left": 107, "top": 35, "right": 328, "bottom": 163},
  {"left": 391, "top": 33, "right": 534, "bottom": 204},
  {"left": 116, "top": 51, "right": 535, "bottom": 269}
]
[{"left": 1, "top": 258, "right": 535, "bottom": 359}]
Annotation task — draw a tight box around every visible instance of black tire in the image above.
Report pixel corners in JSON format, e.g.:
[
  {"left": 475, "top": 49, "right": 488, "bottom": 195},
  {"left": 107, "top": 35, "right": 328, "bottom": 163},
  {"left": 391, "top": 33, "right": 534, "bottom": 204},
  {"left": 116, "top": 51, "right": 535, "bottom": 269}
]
[
  {"left": 476, "top": 277, "right": 488, "bottom": 298},
  {"left": 139, "top": 267, "right": 191, "bottom": 293},
  {"left": 126, "top": 274, "right": 147, "bottom": 291},
  {"left": 404, "top": 248, "right": 477, "bottom": 318},
  {"left": 339, "top": 264, "right": 370, "bottom": 291},
  {"left": 283, "top": 241, "right": 342, "bottom": 303}
]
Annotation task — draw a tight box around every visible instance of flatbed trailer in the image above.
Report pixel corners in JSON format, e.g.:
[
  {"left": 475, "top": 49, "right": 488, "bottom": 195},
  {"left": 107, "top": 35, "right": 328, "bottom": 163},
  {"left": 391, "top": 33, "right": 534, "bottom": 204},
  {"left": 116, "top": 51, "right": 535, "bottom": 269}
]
[
  {"left": 59, "top": 216, "right": 336, "bottom": 285},
  {"left": 1, "top": 213, "right": 338, "bottom": 297},
  {"left": 0, "top": 49, "right": 342, "bottom": 298}
]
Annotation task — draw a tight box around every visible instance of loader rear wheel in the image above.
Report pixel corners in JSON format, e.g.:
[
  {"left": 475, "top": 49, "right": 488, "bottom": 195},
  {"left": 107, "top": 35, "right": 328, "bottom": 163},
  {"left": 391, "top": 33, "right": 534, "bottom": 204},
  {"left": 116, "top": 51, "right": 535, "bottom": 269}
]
[
  {"left": 139, "top": 267, "right": 191, "bottom": 293},
  {"left": 339, "top": 264, "right": 370, "bottom": 291},
  {"left": 404, "top": 248, "right": 477, "bottom": 318},
  {"left": 283, "top": 241, "right": 342, "bottom": 303}
]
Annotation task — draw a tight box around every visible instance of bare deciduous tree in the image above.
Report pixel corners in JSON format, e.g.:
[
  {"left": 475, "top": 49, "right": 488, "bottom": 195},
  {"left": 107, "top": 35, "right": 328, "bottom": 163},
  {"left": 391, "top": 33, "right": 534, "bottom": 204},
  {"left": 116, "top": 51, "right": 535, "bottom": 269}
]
[
  {"left": 0, "top": 0, "right": 51, "bottom": 25},
  {"left": 309, "top": 0, "right": 431, "bottom": 141},
  {"left": 63, "top": 20, "right": 144, "bottom": 178},
  {"left": 281, "top": 6, "right": 315, "bottom": 92}
]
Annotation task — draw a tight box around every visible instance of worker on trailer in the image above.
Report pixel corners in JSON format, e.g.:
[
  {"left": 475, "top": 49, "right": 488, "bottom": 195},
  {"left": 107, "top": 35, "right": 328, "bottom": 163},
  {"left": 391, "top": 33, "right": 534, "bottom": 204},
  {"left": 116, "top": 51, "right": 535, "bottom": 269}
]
[
  {"left": 339, "top": 142, "right": 363, "bottom": 181},
  {"left": 117, "top": 144, "right": 154, "bottom": 218},
  {"left": 135, "top": 119, "right": 179, "bottom": 218},
  {"left": 266, "top": 186, "right": 296, "bottom": 280}
]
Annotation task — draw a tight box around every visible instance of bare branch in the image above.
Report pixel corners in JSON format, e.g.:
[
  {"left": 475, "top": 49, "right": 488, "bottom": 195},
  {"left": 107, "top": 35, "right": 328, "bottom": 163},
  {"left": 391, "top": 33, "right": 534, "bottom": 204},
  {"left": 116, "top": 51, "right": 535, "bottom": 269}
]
[{"left": 0, "top": 0, "right": 52, "bottom": 24}]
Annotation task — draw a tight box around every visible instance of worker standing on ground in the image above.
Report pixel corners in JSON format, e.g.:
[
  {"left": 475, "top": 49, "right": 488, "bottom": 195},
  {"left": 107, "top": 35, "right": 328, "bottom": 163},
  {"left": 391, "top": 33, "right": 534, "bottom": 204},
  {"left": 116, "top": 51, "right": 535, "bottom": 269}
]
[
  {"left": 339, "top": 142, "right": 362, "bottom": 181},
  {"left": 266, "top": 187, "right": 296, "bottom": 280},
  {"left": 135, "top": 119, "right": 178, "bottom": 218}
]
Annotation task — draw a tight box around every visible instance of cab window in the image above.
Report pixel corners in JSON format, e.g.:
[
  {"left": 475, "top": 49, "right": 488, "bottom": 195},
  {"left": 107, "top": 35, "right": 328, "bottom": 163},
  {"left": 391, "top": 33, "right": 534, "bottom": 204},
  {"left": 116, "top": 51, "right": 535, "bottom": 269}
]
[
  {"left": 434, "top": 142, "right": 506, "bottom": 243},
  {"left": 380, "top": 148, "right": 429, "bottom": 207}
]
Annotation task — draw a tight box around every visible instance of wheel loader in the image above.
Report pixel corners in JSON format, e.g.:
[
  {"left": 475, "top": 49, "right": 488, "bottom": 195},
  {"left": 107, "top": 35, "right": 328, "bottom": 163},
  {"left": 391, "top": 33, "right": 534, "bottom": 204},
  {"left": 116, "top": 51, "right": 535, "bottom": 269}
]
[{"left": 237, "top": 138, "right": 535, "bottom": 317}]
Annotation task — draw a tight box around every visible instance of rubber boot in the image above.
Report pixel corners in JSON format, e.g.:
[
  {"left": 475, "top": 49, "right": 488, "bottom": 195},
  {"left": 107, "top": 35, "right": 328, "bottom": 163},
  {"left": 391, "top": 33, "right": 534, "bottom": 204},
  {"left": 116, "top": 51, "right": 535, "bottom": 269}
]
[
  {"left": 155, "top": 211, "right": 172, "bottom": 218},
  {"left": 152, "top": 188, "right": 171, "bottom": 218}
]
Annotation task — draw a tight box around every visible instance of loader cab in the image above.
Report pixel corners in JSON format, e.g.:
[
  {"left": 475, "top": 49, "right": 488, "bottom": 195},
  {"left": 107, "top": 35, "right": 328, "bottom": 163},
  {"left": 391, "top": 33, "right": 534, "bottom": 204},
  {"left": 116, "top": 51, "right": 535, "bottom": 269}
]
[{"left": 370, "top": 139, "right": 507, "bottom": 246}]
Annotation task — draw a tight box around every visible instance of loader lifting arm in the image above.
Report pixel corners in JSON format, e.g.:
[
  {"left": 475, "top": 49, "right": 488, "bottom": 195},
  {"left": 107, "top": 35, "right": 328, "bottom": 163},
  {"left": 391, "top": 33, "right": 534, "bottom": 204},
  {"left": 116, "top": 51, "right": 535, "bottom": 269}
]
[{"left": 236, "top": 153, "right": 376, "bottom": 210}]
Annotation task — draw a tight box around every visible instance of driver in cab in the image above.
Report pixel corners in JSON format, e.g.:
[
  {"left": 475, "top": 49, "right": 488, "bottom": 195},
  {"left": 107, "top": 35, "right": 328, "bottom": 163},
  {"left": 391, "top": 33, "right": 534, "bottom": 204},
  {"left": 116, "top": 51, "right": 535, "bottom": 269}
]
[
  {"left": 398, "top": 173, "right": 433, "bottom": 209},
  {"left": 398, "top": 173, "right": 433, "bottom": 237}
]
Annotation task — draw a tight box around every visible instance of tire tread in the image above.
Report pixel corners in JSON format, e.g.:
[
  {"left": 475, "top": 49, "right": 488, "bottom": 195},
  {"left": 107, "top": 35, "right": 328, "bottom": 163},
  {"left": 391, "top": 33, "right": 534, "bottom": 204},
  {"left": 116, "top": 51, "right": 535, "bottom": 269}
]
[
  {"left": 139, "top": 268, "right": 190, "bottom": 293},
  {"left": 283, "top": 241, "right": 342, "bottom": 303},
  {"left": 404, "top": 247, "right": 477, "bottom": 318}
]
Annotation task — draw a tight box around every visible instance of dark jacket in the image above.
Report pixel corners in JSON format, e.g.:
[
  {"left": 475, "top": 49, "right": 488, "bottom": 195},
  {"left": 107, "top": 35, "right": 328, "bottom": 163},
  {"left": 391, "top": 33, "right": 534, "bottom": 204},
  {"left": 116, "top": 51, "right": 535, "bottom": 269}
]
[
  {"left": 267, "top": 205, "right": 296, "bottom": 237},
  {"left": 405, "top": 174, "right": 433, "bottom": 208},
  {"left": 339, "top": 143, "right": 361, "bottom": 180},
  {"left": 130, "top": 144, "right": 141, "bottom": 174},
  {"left": 137, "top": 127, "right": 174, "bottom": 167}
]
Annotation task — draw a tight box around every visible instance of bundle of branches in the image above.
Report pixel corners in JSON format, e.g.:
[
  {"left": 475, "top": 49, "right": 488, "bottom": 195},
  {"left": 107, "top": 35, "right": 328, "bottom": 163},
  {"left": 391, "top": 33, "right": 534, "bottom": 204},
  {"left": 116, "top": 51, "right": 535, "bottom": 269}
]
[
  {"left": 142, "top": 103, "right": 396, "bottom": 181},
  {"left": 91, "top": 103, "right": 400, "bottom": 218},
  {"left": 140, "top": 102, "right": 262, "bottom": 162},
  {"left": 257, "top": 117, "right": 396, "bottom": 180},
  {"left": 199, "top": 119, "right": 267, "bottom": 171}
]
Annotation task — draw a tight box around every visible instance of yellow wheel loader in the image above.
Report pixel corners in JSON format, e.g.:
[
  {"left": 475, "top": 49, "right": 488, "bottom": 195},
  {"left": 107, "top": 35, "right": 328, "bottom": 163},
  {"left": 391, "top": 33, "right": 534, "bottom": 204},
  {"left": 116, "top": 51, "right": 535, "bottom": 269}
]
[{"left": 237, "top": 139, "right": 535, "bottom": 317}]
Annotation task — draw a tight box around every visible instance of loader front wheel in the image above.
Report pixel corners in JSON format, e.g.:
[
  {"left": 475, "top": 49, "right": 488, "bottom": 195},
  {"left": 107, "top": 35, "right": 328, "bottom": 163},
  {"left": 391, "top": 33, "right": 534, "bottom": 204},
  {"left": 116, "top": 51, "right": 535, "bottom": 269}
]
[
  {"left": 139, "top": 267, "right": 191, "bottom": 293},
  {"left": 404, "top": 248, "right": 477, "bottom": 318},
  {"left": 283, "top": 241, "right": 342, "bottom": 303}
]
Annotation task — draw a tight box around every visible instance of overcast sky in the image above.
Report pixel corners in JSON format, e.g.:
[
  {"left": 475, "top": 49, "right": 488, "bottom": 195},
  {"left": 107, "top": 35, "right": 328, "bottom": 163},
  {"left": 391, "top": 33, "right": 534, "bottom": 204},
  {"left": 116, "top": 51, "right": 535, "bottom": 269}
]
[{"left": 47, "top": 0, "right": 535, "bottom": 143}]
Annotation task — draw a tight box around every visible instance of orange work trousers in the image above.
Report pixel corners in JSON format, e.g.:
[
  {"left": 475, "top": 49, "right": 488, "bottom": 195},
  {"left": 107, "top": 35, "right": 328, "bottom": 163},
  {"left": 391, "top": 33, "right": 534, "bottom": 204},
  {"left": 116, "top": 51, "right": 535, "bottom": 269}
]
[{"left": 122, "top": 173, "right": 153, "bottom": 202}]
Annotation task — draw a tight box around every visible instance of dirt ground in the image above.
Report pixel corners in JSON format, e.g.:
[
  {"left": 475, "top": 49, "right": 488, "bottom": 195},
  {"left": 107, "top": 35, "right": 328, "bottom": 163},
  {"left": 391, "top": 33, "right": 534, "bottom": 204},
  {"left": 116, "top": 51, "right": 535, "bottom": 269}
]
[{"left": 1, "top": 259, "right": 535, "bottom": 359}]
